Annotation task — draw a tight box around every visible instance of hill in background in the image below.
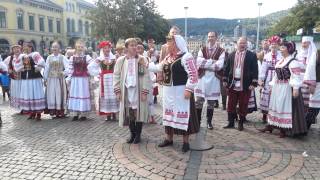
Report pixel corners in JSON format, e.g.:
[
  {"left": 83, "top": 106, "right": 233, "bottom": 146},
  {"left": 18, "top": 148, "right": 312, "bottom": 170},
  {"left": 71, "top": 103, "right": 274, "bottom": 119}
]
[{"left": 169, "top": 10, "right": 289, "bottom": 38}]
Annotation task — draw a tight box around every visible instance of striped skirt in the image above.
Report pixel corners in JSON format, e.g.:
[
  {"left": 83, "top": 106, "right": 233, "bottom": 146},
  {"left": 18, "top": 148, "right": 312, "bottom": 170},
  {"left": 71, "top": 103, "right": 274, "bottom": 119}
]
[{"left": 301, "top": 84, "right": 310, "bottom": 107}]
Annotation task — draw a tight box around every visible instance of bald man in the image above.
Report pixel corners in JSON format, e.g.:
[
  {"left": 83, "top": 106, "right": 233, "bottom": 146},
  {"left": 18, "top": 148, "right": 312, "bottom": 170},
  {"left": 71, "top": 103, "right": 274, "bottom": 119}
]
[{"left": 223, "top": 37, "right": 258, "bottom": 131}]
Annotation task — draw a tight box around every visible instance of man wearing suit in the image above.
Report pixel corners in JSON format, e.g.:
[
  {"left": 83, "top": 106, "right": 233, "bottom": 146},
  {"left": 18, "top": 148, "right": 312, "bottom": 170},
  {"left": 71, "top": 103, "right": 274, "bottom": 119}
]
[{"left": 223, "top": 37, "right": 258, "bottom": 131}]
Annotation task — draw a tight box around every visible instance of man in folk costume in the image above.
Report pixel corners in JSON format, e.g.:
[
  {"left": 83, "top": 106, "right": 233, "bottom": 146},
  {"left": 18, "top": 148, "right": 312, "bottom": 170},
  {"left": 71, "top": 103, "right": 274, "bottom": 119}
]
[
  {"left": 4, "top": 44, "right": 22, "bottom": 110},
  {"left": 194, "top": 32, "right": 225, "bottom": 129},
  {"left": 88, "top": 41, "right": 119, "bottom": 121},
  {"left": 297, "top": 36, "right": 317, "bottom": 108},
  {"left": 223, "top": 37, "right": 258, "bottom": 131},
  {"left": 113, "top": 38, "right": 151, "bottom": 144},
  {"left": 148, "top": 35, "right": 199, "bottom": 153},
  {"left": 44, "top": 42, "right": 68, "bottom": 118},
  {"left": 16, "top": 42, "right": 46, "bottom": 120},
  {"left": 67, "top": 40, "right": 94, "bottom": 121},
  {"left": 304, "top": 50, "right": 320, "bottom": 129},
  {"left": 115, "top": 40, "right": 125, "bottom": 60},
  {"left": 258, "top": 36, "right": 282, "bottom": 123}
]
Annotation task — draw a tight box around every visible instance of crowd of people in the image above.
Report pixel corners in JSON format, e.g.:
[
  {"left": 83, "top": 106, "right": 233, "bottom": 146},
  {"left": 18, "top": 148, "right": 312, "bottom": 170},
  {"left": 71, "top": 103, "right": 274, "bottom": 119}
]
[{"left": 0, "top": 25, "right": 319, "bottom": 153}]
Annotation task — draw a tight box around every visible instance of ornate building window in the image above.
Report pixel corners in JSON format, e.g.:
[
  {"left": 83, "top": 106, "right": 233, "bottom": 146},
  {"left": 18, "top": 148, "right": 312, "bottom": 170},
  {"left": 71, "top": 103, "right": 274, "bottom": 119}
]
[
  {"left": 39, "top": 16, "right": 45, "bottom": 32},
  {"left": 28, "top": 15, "right": 35, "bottom": 31},
  {"left": 56, "top": 20, "right": 61, "bottom": 33},
  {"left": 16, "top": 10, "right": 24, "bottom": 29},
  {"left": 0, "top": 7, "right": 6, "bottom": 28},
  {"left": 48, "top": 18, "right": 53, "bottom": 33},
  {"left": 78, "top": 20, "right": 83, "bottom": 33}
]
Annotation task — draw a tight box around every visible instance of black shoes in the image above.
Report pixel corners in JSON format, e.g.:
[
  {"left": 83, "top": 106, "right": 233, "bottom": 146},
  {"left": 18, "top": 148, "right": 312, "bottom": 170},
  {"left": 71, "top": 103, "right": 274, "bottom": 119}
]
[
  {"left": 223, "top": 124, "right": 235, "bottom": 129},
  {"left": 207, "top": 122, "right": 213, "bottom": 130},
  {"left": 158, "top": 140, "right": 173, "bottom": 147},
  {"left": 72, "top": 116, "right": 79, "bottom": 121},
  {"left": 182, "top": 143, "right": 190, "bottom": 153}
]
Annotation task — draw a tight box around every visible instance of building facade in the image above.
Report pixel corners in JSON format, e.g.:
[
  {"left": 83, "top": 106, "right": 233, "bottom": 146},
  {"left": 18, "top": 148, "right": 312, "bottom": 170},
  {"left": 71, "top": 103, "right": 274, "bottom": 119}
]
[{"left": 0, "top": 0, "right": 95, "bottom": 55}]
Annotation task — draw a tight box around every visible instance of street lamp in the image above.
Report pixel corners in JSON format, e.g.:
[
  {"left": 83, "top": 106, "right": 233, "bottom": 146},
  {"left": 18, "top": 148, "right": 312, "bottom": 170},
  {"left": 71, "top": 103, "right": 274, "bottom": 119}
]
[
  {"left": 184, "top": 6, "right": 188, "bottom": 41},
  {"left": 256, "top": 2, "right": 263, "bottom": 52}
]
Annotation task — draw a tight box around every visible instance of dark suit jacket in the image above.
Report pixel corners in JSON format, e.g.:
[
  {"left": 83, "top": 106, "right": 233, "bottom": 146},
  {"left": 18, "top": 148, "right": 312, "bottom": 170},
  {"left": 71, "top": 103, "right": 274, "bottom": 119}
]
[{"left": 223, "top": 50, "right": 258, "bottom": 91}]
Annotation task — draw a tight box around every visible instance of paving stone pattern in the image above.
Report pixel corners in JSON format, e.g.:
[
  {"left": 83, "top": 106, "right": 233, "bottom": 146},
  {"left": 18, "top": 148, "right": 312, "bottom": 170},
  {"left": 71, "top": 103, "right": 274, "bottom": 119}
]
[{"left": 0, "top": 97, "right": 320, "bottom": 179}]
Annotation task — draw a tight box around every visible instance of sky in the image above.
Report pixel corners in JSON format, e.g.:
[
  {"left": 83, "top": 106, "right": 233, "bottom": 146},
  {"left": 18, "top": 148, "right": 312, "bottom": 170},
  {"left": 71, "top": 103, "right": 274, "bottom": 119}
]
[{"left": 87, "top": 0, "right": 297, "bottom": 19}]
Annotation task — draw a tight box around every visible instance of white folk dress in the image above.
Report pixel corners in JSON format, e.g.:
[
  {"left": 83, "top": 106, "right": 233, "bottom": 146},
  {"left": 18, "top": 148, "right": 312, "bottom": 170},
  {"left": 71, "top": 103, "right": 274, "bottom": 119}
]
[
  {"left": 259, "top": 51, "right": 282, "bottom": 112},
  {"left": 268, "top": 55, "right": 303, "bottom": 128},
  {"left": 304, "top": 52, "right": 320, "bottom": 108},
  {"left": 15, "top": 52, "right": 46, "bottom": 112},
  {"left": 44, "top": 54, "right": 68, "bottom": 111},
  {"left": 4, "top": 54, "right": 22, "bottom": 109},
  {"left": 67, "top": 54, "right": 93, "bottom": 113},
  {"left": 149, "top": 53, "right": 198, "bottom": 131},
  {"left": 88, "top": 53, "right": 119, "bottom": 115},
  {"left": 194, "top": 46, "right": 225, "bottom": 100}
]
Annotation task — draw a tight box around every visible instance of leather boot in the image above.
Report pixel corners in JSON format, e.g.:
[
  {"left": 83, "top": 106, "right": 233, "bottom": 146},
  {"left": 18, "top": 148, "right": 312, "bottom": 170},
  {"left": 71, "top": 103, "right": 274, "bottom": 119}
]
[
  {"left": 222, "top": 95, "right": 227, "bottom": 110},
  {"left": 207, "top": 108, "right": 213, "bottom": 130},
  {"left": 238, "top": 116, "right": 245, "bottom": 131},
  {"left": 223, "top": 113, "right": 235, "bottom": 129},
  {"left": 133, "top": 122, "right": 143, "bottom": 144},
  {"left": 127, "top": 121, "right": 136, "bottom": 144}
]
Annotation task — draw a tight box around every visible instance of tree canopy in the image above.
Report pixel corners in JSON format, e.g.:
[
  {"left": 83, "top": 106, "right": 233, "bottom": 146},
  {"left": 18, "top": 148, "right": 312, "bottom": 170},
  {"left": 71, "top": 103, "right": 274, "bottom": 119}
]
[
  {"left": 268, "top": 0, "right": 320, "bottom": 36},
  {"left": 88, "top": 0, "right": 170, "bottom": 44}
]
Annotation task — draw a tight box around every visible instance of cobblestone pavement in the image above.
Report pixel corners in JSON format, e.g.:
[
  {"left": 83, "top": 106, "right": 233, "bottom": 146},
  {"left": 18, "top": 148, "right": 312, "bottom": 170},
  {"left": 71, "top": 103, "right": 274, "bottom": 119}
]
[{"left": 1, "top": 97, "right": 320, "bottom": 180}]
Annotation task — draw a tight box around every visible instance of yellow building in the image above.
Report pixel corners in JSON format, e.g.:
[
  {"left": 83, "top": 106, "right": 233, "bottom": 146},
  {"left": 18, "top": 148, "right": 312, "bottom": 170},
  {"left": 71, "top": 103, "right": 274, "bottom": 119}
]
[{"left": 0, "top": 0, "right": 95, "bottom": 55}]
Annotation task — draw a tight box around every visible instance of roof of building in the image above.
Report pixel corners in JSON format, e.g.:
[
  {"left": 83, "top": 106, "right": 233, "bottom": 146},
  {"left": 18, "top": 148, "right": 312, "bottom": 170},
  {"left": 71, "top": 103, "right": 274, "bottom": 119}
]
[
  {"left": 32, "top": 0, "right": 64, "bottom": 10},
  {"left": 77, "top": 0, "right": 96, "bottom": 9}
]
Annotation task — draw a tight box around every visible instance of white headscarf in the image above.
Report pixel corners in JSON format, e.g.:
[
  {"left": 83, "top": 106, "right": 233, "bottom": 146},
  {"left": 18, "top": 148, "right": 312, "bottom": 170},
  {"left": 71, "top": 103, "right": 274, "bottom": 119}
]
[
  {"left": 300, "top": 36, "right": 317, "bottom": 63},
  {"left": 174, "top": 35, "right": 188, "bottom": 54},
  {"left": 99, "top": 49, "right": 116, "bottom": 62}
]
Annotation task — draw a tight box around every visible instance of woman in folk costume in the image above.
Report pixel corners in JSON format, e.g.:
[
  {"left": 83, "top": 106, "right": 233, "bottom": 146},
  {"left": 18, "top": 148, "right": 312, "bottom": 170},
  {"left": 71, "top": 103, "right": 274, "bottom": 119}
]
[
  {"left": 16, "top": 42, "right": 46, "bottom": 120},
  {"left": 88, "top": 41, "right": 119, "bottom": 121},
  {"left": 113, "top": 38, "right": 151, "bottom": 144},
  {"left": 304, "top": 50, "right": 320, "bottom": 129},
  {"left": 136, "top": 42, "right": 157, "bottom": 124},
  {"left": 44, "top": 42, "right": 68, "bottom": 118},
  {"left": 4, "top": 44, "right": 22, "bottom": 109},
  {"left": 297, "top": 36, "right": 318, "bottom": 108},
  {"left": 260, "top": 41, "right": 307, "bottom": 138},
  {"left": 67, "top": 40, "right": 94, "bottom": 121},
  {"left": 148, "top": 35, "right": 199, "bottom": 153},
  {"left": 258, "top": 36, "right": 282, "bottom": 123}
]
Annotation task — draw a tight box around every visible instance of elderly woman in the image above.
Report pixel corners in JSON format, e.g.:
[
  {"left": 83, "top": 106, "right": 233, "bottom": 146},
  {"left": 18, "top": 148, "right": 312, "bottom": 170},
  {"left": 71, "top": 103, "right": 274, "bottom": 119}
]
[
  {"left": 148, "top": 35, "right": 199, "bottom": 152},
  {"left": 260, "top": 41, "right": 307, "bottom": 138}
]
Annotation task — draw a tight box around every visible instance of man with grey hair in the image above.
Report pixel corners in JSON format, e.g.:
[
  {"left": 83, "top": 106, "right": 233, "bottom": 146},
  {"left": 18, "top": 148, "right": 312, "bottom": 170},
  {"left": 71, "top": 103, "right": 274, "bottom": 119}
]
[{"left": 223, "top": 37, "right": 258, "bottom": 131}]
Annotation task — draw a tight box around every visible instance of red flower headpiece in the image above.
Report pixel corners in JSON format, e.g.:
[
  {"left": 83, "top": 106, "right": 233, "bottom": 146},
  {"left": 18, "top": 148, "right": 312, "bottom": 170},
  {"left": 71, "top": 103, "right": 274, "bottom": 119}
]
[
  {"left": 268, "top": 36, "right": 281, "bottom": 44},
  {"left": 98, "top": 41, "right": 112, "bottom": 49}
]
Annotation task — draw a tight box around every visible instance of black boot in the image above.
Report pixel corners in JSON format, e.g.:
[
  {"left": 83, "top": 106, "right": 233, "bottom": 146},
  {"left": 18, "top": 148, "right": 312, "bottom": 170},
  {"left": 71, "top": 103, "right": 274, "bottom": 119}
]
[
  {"left": 238, "top": 116, "right": 244, "bottom": 131},
  {"left": 127, "top": 121, "right": 136, "bottom": 144},
  {"left": 196, "top": 108, "right": 202, "bottom": 123},
  {"left": 222, "top": 95, "right": 227, "bottom": 110},
  {"left": 154, "top": 96, "right": 157, "bottom": 104},
  {"left": 214, "top": 100, "right": 219, "bottom": 108},
  {"left": 223, "top": 113, "right": 235, "bottom": 129},
  {"left": 207, "top": 108, "right": 213, "bottom": 130},
  {"left": 133, "top": 122, "right": 143, "bottom": 144}
]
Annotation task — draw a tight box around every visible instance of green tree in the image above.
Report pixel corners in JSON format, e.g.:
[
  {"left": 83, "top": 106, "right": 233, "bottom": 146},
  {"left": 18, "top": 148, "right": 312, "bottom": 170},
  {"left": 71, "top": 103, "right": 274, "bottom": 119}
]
[
  {"left": 88, "top": 0, "right": 169, "bottom": 44},
  {"left": 268, "top": 0, "right": 320, "bottom": 36}
]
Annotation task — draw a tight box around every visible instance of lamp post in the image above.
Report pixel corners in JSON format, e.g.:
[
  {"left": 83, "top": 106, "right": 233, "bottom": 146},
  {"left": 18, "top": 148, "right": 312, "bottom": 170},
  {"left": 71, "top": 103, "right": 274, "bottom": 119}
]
[
  {"left": 256, "top": 2, "right": 263, "bottom": 52},
  {"left": 184, "top": 6, "right": 188, "bottom": 41}
]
